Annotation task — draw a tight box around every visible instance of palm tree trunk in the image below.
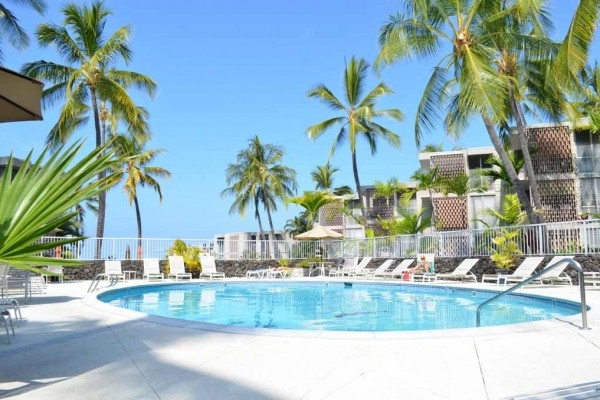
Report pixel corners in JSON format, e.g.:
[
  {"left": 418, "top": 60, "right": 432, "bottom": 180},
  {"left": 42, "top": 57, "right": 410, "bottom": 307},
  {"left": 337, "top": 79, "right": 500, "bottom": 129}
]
[
  {"left": 133, "top": 195, "right": 143, "bottom": 257},
  {"left": 351, "top": 150, "right": 367, "bottom": 224},
  {"left": 428, "top": 188, "right": 436, "bottom": 231},
  {"left": 90, "top": 88, "right": 106, "bottom": 259},
  {"left": 510, "top": 93, "right": 544, "bottom": 223},
  {"left": 254, "top": 196, "right": 268, "bottom": 257},
  {"left": 263, "top": 195, "right": 277, "bottom": 259},
  {"left": 482, "top": 115, "right": 537, "bottom": 223}
]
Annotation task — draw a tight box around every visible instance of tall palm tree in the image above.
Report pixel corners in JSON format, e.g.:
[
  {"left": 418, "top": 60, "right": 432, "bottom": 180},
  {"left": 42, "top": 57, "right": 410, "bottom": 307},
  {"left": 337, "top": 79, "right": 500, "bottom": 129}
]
[
  {"left": 21, "top": 1, "right": 157, "bottom": 257},
  {"left": 109, "top": 133, "right": 171, "bottom": 256},
  {"left": 311, "top": 162, "right": 353, "bottom": 196},
  {"left": 223, "top": 136, "right": 297, "bottom": 251},
  {"left": 307, "top": 56, "right": 404, "bottom": 221},
  {"left": 376, "top": 0, "right": 545, "bottom": 224},
  {"left": 0, "top": 0, "right": 46, "bottom": 63},
  {"left": 421, "top": 143, "right": 443, "bottom": 153}
]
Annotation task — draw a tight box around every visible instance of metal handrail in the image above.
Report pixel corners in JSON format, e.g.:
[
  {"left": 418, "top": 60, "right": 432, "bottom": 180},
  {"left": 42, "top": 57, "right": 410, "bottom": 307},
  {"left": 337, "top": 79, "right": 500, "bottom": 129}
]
[
  {"left": 87, "top": 274, "right": 120, "bottom": 293},
  {"left": 476, "top": 259, "right": 589, "bottom": 329}
]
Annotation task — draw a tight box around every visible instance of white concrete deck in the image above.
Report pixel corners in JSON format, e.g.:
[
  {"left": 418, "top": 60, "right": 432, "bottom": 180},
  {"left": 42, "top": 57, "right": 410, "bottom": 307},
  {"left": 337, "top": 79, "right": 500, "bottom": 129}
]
[{"left": 1, "top": 279, "right": 600, "bottom": 400}]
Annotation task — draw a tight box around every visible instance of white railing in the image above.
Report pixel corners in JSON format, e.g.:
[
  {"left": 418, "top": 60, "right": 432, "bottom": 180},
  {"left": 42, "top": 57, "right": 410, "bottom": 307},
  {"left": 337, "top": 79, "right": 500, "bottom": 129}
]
[{"left": 38, "top": 218, "right": 600, "bottom": 261}]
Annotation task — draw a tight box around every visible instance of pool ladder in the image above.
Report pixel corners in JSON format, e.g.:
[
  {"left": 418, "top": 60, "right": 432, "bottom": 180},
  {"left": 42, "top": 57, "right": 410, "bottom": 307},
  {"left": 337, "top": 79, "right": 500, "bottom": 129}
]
[
  {"left": 87, "top": 274, "right": 121, "bottom": 293},
  {"left": 476, "top": 259, "right": 589, "bottom": 329}
]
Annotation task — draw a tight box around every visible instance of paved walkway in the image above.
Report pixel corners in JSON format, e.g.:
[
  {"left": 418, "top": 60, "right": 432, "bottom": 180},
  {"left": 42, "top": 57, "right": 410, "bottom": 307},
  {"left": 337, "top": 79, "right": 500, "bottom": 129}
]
[{"left": 1, "top": 279, "right": 599, "bottom": 399}]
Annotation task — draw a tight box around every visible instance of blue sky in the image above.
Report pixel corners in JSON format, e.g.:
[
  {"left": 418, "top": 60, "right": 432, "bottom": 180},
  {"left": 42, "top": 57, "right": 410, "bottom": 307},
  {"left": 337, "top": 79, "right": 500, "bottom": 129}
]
[{"left": 0, "top": 1, "right": 597, "bottom": 239}]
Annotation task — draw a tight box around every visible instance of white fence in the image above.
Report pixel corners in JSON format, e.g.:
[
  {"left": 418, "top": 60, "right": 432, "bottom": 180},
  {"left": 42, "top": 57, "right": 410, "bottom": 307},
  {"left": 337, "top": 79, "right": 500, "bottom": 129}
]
[{"left": 39, "top": 219, "right": 600, "bottom": 261}]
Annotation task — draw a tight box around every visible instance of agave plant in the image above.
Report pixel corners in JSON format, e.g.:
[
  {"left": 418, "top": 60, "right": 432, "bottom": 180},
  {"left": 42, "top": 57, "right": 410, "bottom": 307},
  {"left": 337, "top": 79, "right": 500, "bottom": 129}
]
[{"left": 0, "top": 141, "right": 117, "bottom": 272}]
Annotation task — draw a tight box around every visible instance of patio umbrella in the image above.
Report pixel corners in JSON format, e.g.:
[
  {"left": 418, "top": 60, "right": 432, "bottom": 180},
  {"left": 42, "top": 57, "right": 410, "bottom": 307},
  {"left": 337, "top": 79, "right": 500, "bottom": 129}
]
[
  {"left": 0, "top": 66, "right": 43, "bottom": 123},
  {"left": 295, "top": 225, "right": 343, "bottom": 276},
  {"left": 294, "top": 225, "right": 343, "bottom": 240}
]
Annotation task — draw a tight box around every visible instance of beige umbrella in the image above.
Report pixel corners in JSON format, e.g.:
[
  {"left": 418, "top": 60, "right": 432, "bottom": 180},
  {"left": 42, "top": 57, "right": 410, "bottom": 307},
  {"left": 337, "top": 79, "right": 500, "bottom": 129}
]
[
  {"left": 295, "top": 225, "right": 343, "bottom": 276},
  {"left": 0, "top": 66, "right": 43, "bottom": 123},
  {"left": 295, "top": 225, "right": 343, "bottom": 240}
]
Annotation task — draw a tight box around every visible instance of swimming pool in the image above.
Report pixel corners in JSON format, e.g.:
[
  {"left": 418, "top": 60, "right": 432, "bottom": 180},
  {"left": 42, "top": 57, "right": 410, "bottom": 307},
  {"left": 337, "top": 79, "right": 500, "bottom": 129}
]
[{"left": 98, "top": 282, "right": 582, "bottom": 331}]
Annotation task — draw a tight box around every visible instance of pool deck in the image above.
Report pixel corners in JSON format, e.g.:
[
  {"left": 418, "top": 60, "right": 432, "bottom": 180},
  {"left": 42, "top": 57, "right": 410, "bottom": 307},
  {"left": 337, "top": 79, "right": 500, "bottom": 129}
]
[{"left": 1, "top": 278, "right": 600, "bottom": 399}]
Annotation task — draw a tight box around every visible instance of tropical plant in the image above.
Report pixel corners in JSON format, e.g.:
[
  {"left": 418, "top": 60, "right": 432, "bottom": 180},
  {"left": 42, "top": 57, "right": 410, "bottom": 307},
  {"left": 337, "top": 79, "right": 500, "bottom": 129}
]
[
  {"left": 421, "top": 143, "right": 443, "bottom": 153},
  {"left": 480, "top": 151, "right": 525, "bottom": 192},
  {"left": 483, "top": 194, "right": 528, "bottom": 227},
  {"left": 490, "top": 229, "right": 522, "bottom": 270},
  {"left": 287, "top": 191, "right": 338, "bottom": 227},
  {"left": 21, "top": 1, "right": 157, "bottom": 257},
  {"left": 222, "top": 136, "right": 297, "bottom": 253},
  {"left": 0, "top": 141, "right": 116, "bottom": 272},
  {"left": 373, "top": 177, "right": 406, "bottom": 209},
  {"left": 284, "top": 212, "right": 310, "bottom": 237},
  {"left": 555, "top": 0, "right": 600, "bottom": 85},
  {"left": 574, "top": 62, "right": 600, "bottom": 133},
  {"left": 306, "top": 56, "right": 404, "bottom": 221},
  {"left": 167, "top": 239, "right": 201, "bottom": 276},
  {"left": 109, "top": 133, "right": 171, "bottom": 255},
  {"left": 0, "top": 0, "right": 46, "bottom": 63},
  {"left": 310, "top": 162, "right": 353, "bottom": 196},
  {"left": 437, "top": 172, "right": 486, "bottom": 197},
  {"left": 409, "top": 167, "right": 441, "bottom": 228},
  {"left": 375, "top": 0, "right": 545, "bottom": 224},
  {"left": 378, "top": 196, "right": 431, "bottom": 235}
]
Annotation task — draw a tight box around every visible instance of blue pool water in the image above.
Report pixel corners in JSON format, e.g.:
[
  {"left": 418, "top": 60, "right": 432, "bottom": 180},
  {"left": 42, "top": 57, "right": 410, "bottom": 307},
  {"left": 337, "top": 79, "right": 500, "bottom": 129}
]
[{"left": 98, "top": 282, "right": 582, "bottom": 331}]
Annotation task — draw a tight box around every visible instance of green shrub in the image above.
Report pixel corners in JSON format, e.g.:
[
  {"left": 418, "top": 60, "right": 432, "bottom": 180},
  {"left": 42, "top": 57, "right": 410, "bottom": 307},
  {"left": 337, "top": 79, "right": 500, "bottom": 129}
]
[{"left": 168, "top": 239, "right": 202, "bottom": 275}]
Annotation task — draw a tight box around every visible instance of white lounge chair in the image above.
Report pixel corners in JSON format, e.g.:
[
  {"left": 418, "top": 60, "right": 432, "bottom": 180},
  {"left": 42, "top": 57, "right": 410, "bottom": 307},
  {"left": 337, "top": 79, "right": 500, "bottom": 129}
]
[
  {"left": 199, "top": 254, "right": 225, "bottom": 280},
  {"left": 45, "top": 265, "right": 64, "bottom": 283},
  {"left": 346, "top": 257, "right": 373, "bottom": 278},
  {"left": 363, "top": 259, "right": 397, "bottom": 279},
  {"left": 168, "top": 255, "right": 192, "bottom": 280},
  {"left": 143, "top": 258, "right": 164, "bottom": 281},
  {"left": 532, "top": 256, "right": 574, "bottom": 285},
  {"left": 329, "top": 257, "right": 358, "bottom": 277},
  {"left": 481, "top": 256, "right": 545, "bottom": 284},
  {"left": 0, "top": 308, "right": 14, "bottom": 344},
  {"left": 436, "top": 259, "right": 480, "bottom": 282},
  {"left": 246, "top": 267, "right": 270, "bottom": 278},
  {"left": 376, "top": 259, "right": 414, "bottom": 279},
  {"left": 103, "top": 260, "right": 125, "bottom": 281}
]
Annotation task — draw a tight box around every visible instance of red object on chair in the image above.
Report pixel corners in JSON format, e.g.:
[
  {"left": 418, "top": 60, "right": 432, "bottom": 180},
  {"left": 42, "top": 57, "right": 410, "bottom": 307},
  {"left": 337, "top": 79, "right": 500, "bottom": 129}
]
[{"left": 403, "top": 271, "right": 410, "bottom": 281}]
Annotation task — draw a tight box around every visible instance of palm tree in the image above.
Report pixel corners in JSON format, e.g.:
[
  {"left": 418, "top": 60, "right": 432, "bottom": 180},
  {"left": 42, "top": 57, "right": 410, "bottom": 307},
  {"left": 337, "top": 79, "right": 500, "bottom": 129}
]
[
  {"left": 311, "top": 162, "right": 353, "bottom": 196},
  {"left": 555, "top": 0, "right": 600, "bottom": 84},
  {"left": 410, "top": 167, "right": 441, "bottom": 228},
  {"left": 109, "top": 133, "right": 171, "bottom": 256},
  {"left": 21, "top": 1, "right": 157, "bottom": 257},
  {"left": 574, "top": 63, "right": 600, "bottom": 133},
  {"left": 481, "top": 151, "right": 525, "bottom": 193},
  {"left": 421, "top": 143, "right": 443, "bottom": 153},
  {"left": 0, "top": 0, "right": 46, "bottom": 63},
  {"left": 376, "top": 0, "right": 543, "bottom": 224},
  {"left": 223, "top": 136, "right": 297, "bottom": 253},
  {"left": 287, "top": 191, "right": 339, "bottom": 227},
  {"left": 284, "top": 212, "right": 311, "bottom": 237},
  {"left": 307, "top": 56, "right": 404, "bottom": 221},
  {"left": 0, "top": 141, "right": 116, "bottom": 271},
  {"left": 373, "top": 177, "right": 406, "bottom": 209}
]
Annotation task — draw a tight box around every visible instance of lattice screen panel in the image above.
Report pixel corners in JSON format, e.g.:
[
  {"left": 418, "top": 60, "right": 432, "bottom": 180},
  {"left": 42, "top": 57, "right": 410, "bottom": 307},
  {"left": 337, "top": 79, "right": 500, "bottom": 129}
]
[
  {"left": 538, "top": 179, "right": 578, "bottom": 222},
  {"left": 430, "top": 154, "right": 466, "bottom": 178},
  {"left": 371, "top": 197, "right": 395, "bottom": 220},
  {"left": 527, "top": 125, "right": 574, "bottom": 174},
  {"left": 433, "top": 197, "right": 468, "bottom": 231},
  {"left": 318, "top": 201, "right": 345, "bottom": 228}
]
